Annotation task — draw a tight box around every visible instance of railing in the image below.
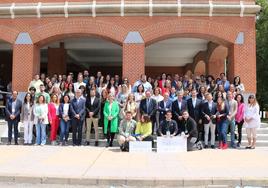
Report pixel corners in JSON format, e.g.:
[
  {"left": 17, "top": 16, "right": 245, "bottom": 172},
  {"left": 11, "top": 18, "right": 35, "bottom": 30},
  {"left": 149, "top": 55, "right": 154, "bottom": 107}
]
[{"left": 0, "top": 1, "right": 261, "bottom": 18}]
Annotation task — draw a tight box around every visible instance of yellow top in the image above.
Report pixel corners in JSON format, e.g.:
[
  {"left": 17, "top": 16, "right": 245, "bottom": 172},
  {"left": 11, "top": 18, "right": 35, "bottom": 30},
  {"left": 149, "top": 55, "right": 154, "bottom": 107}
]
[{"left": 135, "top": 122, "right": 152, "bottom": 138}]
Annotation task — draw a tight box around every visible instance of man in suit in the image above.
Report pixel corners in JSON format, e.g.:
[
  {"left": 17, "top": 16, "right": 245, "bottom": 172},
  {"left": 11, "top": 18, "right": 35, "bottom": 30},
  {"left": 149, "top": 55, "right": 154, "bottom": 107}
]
[
  {"left": 158, "top": 92, "right": 172, "bottom": 123},
  {"left": 187, "top": 89, "right": 203, "bottom": 141},
  {"left": 70, "top": 89, "right": 86, "bottom": 146},
  {"left": 85, "top": 89, "right": 101, "bottom": 146},
  {"left": 201, "top": 93, "right": 217, "bottom": 149},
  {"left": 5, "top": 91, "right": 22, "bottom": 145},
  {"left": 171, "top": 91, "right": 187, "bottom": 134},
  {"left": 140, "top": 90, "right": 157, "bottom": 134}
]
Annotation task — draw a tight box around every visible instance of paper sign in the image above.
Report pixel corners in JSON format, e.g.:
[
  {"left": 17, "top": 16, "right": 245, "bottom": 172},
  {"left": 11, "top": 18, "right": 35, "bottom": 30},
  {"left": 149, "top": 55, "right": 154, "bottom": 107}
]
[
  {"left": 157, "top": 136, "right": 187, "bottom": 153},
  {"left": 129, "top": 141, "right": 152, "bottom": 153}
]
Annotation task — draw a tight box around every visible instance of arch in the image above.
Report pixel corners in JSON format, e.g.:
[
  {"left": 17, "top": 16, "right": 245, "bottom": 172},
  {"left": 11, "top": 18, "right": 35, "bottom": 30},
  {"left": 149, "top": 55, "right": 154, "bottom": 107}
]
[
  {"left": 194, "top": 60, "right": 206, "bottom": 76},
  {"left": 141, "top": 19, "right": 238, "bottom": 47},
  {"left": 29, "top": 18, "right": 129, "bottom": 47},
  {"left": 207, "top": 45, "right": 228, "bottom": 78},
  {"left": 0, "top": 26, "right": 20, "bottom": 44}
]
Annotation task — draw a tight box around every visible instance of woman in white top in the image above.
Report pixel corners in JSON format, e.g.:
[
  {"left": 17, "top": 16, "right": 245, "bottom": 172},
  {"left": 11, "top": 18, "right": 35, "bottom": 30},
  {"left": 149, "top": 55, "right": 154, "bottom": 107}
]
[
  {"left": 21, "top": 92, "right": 34, "bottom": 145},
  {"left": 234, "top": 76, "right": 245, "bottom": 93},
  {"left": 244, "top": 95, "right": 261, "bottom": 149},
  {"left": 122, "top": 93, "right": 137, "bottom": 120},
  {"left": 151, "top": 87, "right": 164, "bottom": 103},
  {"left": 58, "top": 95, "right": 71, "bottom": 146},
  {"left": 134, "top": 84, "right": 145, "bottom": 121},
  {"left": 33, "top": 95, "right": 48, "bottom": 146}
]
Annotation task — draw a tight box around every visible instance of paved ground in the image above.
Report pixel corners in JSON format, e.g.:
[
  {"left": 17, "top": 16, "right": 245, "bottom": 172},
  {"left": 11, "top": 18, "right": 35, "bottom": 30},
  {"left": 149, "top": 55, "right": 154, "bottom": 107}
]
[{"left": 0, "top": 145, "right": 267, "bottom": 187}]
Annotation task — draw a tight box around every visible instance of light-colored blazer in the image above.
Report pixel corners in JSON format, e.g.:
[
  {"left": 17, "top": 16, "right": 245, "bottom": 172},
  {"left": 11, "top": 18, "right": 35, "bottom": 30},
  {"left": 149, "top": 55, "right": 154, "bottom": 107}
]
[
  {"left": 33, "top": 103, "right": 49, "bottom": 125},
  {"left": 21, "top": 103, "right": 34, "bottom": 122},
  {"left": 118, "top": 119, "right": 137, "bottom": 137}
]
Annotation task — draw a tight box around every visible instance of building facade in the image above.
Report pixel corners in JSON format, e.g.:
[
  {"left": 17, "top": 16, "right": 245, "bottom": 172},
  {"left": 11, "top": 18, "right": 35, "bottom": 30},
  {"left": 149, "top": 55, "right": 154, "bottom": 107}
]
[{"left": 0, "top": 0, "right": 260, "bottom": 93}]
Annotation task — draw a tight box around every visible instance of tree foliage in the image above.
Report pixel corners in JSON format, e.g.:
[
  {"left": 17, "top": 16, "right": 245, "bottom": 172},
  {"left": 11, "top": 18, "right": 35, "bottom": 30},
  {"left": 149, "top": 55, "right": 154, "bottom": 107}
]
[{"left": 256, "top": 0, "right": 268, "bottom": 111}]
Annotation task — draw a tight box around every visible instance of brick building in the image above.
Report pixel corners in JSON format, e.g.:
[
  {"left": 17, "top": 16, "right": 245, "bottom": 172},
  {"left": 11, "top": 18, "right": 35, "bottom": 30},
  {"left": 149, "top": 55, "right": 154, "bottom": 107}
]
[{"left": 0, "top": 0, "right": 260, "bottom": 93}]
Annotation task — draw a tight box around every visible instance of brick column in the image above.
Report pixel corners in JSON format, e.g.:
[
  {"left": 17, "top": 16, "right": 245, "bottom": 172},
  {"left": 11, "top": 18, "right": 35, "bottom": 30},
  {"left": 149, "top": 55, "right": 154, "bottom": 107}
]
[
  {"left": 47, "top": 42, "right": 67, "bottom": 76},
  {"left": 12, "top": 33, "right": 40, "bottom": 92},
  {"left": 122, "top": 32, "right": 145, "bottom": 84},
  {"left": 228, "top": 31, "right": 256, "bottom": 93}
]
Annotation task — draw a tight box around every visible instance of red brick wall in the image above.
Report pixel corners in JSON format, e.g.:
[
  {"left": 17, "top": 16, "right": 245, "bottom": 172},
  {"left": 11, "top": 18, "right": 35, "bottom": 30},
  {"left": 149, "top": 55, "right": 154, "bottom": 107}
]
[
  {"left": 47, "top": 43, "right": 67, "bottom": 75},
  {"left": 0, "top": 16, "right": 256, "bottom": 92}
]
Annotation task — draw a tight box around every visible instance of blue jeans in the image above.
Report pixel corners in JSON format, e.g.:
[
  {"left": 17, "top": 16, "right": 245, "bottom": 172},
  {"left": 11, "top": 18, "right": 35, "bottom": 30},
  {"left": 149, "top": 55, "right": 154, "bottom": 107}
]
[
  {"left": 35, "top": 123, "right": 47, "bottom": 145},
  {"left": 229, "top": 119, "right": 236, "bottom": 146},
  {"left": 217, "top": 120, "right": 228, "bottom": 144},
  {"left": 60, "top": 119, "right": 70, "bottom": 142}
]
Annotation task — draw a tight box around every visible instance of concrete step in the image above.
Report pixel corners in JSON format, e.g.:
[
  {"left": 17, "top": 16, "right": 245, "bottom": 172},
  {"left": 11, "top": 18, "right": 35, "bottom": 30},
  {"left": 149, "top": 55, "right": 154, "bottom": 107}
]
[
  {"left": 242, "top": 127, "right": 268, "bottom": 134},
  {"left": 0, "top": 137, "right": 121, "bottom": 147},
  {"left": 242, "top": 134, "right": 268, "bottom": 140},
  {"left": 241, "top": 140, "right": 268, "bottom": 147}
]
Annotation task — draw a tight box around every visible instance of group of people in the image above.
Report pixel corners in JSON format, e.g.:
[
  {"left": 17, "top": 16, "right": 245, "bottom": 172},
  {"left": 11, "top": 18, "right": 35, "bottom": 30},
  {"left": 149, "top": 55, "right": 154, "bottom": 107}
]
[{"left": 4, "top": 70, "right": 261, "bottom": 151}]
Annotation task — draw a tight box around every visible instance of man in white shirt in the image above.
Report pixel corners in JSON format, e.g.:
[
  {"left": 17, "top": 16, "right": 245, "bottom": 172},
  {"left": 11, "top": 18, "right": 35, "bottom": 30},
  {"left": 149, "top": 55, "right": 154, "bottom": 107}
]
[
  {"left": 74, "top": 74, "right": 86, "bottom": 92},
  {"left": 28, "top": 74, "right": 43, "bottom": 93},
  {"left": 132, "top": 74, "right": 152, "bottom": 93}
]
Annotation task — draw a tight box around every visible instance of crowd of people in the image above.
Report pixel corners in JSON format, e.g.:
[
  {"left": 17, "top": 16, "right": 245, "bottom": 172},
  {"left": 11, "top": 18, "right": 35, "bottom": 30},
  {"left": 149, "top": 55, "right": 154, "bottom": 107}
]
[{"left": 4, "top": 70, "right": 261, "bottom": 151}]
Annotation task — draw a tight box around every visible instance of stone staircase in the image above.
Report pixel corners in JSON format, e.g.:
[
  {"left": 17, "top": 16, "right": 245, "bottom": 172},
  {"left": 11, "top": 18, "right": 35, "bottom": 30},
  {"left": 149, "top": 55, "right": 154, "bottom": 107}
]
[{"left": 1, "top": 119, "right": 268, "bottom": 148}]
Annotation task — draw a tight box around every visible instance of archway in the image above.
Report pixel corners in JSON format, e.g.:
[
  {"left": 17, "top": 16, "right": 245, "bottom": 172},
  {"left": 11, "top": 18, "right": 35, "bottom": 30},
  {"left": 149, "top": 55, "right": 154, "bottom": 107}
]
[{"left": 40, "top": 37, "right": 122, "bottom": 78}]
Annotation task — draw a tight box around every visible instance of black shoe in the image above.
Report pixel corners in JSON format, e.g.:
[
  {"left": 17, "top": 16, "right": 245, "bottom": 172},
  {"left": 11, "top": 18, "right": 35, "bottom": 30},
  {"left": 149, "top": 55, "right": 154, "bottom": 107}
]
[
  {"left": 86, "top": 141, "right": 90, "bottom": 146},
  {"left": 105, "top": 142, "right": 109, "bottom": 148},
  {"left": 204, "top": 145, "right": 208, "bottom": 149},
  {"left": 109, "top": 142, "right": 113, "bottom": 147},
  {"left": 211, "top": 145, "right": 215, "bottom": 149},
  {"left": 15, "top": 142, "right": 18, "bottom": 145},
  {"left": 245, "top": 146, "right": 251, "bottom": 149},
  {"left": 95, "top": 141, "right": 99, "bottom": 146},
  {"left": 7, "top": 142, "right": 11, "bottom": 145},
  {"left": 237, "top": 142, "right": 240, "bottom": 147}
]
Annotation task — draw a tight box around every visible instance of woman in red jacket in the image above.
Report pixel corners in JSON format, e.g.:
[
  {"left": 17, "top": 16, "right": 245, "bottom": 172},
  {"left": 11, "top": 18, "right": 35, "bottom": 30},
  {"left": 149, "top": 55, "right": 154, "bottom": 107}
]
[{"left": 48, "top": 94, "right": 60, "bottom": 145}]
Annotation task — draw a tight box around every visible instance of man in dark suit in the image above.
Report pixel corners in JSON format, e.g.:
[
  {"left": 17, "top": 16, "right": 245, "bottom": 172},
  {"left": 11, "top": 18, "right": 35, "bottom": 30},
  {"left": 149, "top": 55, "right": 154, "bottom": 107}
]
[
  {"left": 201, "top": 93, "right": 217, "bottom": 149},
  {"left": 171, "top": 91, "right": 187, "bottom": 134},
  {"left": 158, "top": 92, "right": 172, "bottom": 123},
  {"left": 85, "top": 89, "right": 101, "bottom": 146},
  {"left": 181, "top": 111, "right": 199, "bottom": 151},
  {"left": 140, "top": 90, "right": 157, "bottom": 134},
  {"left": 70, "top": 89, "right": 86, "bottom": 146},
  {"left": 187, "top": 89, "right": 203, "bottom": 141},
  {"left": 5, "top": 91, "right": 22, "bottom": 145}
]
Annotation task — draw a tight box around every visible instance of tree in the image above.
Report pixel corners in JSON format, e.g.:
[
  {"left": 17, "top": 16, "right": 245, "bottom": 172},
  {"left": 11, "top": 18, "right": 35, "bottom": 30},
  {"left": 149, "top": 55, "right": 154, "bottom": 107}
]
[{"left": 256, "top": 0, "right": 268, "bottom": 116}]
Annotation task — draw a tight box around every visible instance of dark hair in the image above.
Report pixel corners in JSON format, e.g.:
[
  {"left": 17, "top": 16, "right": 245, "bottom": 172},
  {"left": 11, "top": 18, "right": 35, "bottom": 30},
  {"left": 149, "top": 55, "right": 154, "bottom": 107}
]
[
  {"left": 24, "top": 92, "right": 33, "bottom": 106},
  {"left": 29, "top": 87, "right": 36, "bottom": 92},
  {"left": 125, "top": 111, "right": 132, "bottom": 115},
  {"left": 234, "top": 93, "right": 244, "bottom": 103},
  {"left": 233, "top": 76, "right": 241, "bottom": 85},
  {"left": 37, "top": 95, "right": 46, "bottom": 104},
  {"left": 61, "top": 94, "right": 70, "bottom": 103},
  {"left": 137, "top": 84, "right": 144, "bottom": 93},
  {"left": 166, "top": 110, "right": 172, "bottom": 115},
  {"left": 142, "top": 114, "right": 151, "bottom": 123}
]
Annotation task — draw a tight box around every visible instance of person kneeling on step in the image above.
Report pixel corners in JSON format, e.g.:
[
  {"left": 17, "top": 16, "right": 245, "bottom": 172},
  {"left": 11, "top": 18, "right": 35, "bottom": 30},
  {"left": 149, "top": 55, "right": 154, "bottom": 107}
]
[
  {"left": 181, "top": 111, "right": 200, "bottom": 151},
  {"left": 118, "top": 111, "right": 136, "bottom": 151}
]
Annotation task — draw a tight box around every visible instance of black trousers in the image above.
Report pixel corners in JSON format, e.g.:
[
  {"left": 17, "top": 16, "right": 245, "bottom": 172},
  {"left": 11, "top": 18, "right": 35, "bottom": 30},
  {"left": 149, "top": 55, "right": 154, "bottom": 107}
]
[
  {"left": 8, "top": 119, "right": 19, "bottom": 143},
  {"left": 236, "top": 120, "right": 244, "bottom": 144},
  {"left": 106, "top": 120, "right": 115, "bottom": 144},
  {"left": 72, "top": 118, "right": 83, "bottom": 145}
]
